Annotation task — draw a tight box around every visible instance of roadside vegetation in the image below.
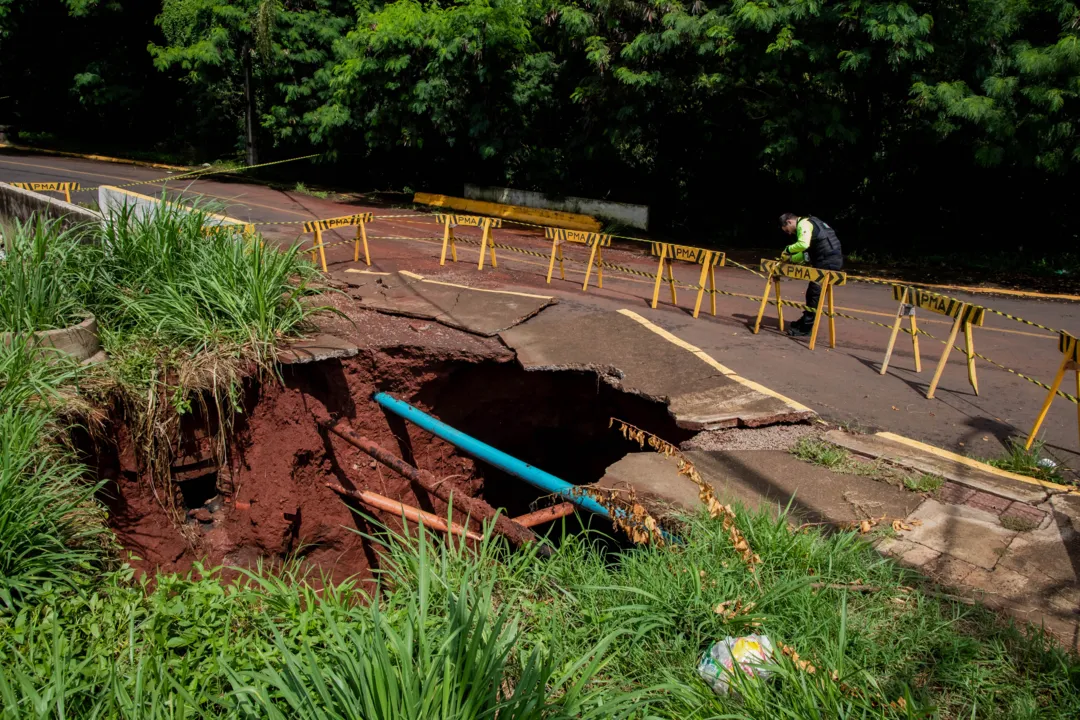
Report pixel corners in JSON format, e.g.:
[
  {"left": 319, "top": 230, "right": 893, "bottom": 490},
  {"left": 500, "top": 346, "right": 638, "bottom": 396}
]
[
  {"left": 791, "top": 436, "right": 946, "bottom": 495},
  {"left": 984, "top": 439, "right": 1066, "bottom": 485}
]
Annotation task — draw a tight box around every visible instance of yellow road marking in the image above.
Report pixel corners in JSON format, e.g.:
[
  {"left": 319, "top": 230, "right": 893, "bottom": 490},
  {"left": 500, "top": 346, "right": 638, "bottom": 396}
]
[
  {"left": 398, "top": 269, "right": 554, "bottom": 299},
  {"left": 0, "top": 143, "right": 190, "bottom": 171},
  {"left": 616, "top": 309, "right": 813, "bottom": 414},
  {"left": 0, "top": 157, "right": 317, "bottom": 221},
  {"left": 876, "top": 431, "right": 1078, "bottom": 494},
  {"left": 344, "top": 268, "right": 391, "bottom": 276},
  {"left": 0, "top": 157, "right": 141, "bottom": 183}
]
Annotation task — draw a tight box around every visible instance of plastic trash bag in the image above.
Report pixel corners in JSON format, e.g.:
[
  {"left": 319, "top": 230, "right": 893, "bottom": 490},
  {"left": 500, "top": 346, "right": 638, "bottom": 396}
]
[{"left": 697, "top": 634, "right": 775, "bottom": 696}]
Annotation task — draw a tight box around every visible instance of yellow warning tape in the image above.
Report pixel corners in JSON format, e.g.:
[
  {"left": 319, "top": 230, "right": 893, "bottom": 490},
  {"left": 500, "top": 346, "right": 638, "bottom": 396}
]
[{"left": 82, "top": 153, "right": 321, "bottom": 193}]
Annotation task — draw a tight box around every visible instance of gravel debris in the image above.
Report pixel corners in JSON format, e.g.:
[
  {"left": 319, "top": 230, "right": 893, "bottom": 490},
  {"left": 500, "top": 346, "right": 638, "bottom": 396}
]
[{"left": 682, "top": 423, "right": 822, "bottom": 452}]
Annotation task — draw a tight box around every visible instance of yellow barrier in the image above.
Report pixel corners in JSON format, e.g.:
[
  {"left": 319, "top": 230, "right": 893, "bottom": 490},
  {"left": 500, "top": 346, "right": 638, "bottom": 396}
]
[
  {"left": 414, "top": 192, "right": 601, "bottom": 232},
  {"left": 303, "top": 213, "right": 374, "bottom": 271},
  {"left": 648, "top": 242, "right": 725, "bottom": 318},
  {"left": 435, "top": 214, "right": 503, "bottom": 270},
  {"left": 11, "top": 181, "right": 80, "bottom": 203},
  {"left": 879, "top": 287, "right": 923, "bottom": 377},
  {"left": 883, "top": 285, "right": 986, "bottom": 399},
  {"left": 754, "top": 260, "right": 847, "bottom": 351},
  {"left": 543, "top": 228, "right": 612, "bottom": 291},
  {"left": 1027, "top": 332, "right": 1080, "bottom": 449}
]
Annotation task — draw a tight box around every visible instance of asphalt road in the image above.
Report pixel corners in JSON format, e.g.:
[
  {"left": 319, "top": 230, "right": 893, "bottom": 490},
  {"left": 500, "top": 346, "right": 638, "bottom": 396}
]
[{"left": 3, "top": 149, "right": 1078, "bottom": 473}]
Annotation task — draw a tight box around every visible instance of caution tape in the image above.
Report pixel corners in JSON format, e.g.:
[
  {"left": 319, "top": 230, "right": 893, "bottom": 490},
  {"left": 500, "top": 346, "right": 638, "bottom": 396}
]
[
  {"left": 82, "top": 153, "right": 322, "bottom": 193},
  {"left": 904, "top": 325, "right": 1080, "bottom": 405}
]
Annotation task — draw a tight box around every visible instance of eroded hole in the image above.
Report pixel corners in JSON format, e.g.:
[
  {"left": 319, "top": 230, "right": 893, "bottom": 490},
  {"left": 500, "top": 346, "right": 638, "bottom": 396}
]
[{"left": 92, "top": 348, "right": 695, "bottom": 577}]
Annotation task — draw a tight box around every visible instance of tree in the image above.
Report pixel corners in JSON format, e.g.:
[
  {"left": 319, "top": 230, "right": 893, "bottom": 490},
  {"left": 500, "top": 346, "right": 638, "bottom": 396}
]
[{"left": 149, "top": 0, "right": 349, "bottom": 164}]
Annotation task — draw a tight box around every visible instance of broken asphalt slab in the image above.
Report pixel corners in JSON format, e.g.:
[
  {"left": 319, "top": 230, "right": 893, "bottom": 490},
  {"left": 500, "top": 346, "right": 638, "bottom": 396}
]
[
  {"left": 499, "top": 304, "right": 814, "bottom": 430},
  {"left": 335, "top": 270, "right": 556, "bottom": 337},
  {"left": 599, "top": 449, "right": 919, "bottom": 527},
  {"left": 277, "top": 334, "right": 361, "bottom": 365}
]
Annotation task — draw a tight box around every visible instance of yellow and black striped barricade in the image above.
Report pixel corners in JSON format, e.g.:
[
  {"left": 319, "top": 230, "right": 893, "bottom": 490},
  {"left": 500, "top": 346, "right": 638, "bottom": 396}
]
[
  {"left": 880, "top": 286, "right": 923, "bottom": 377},
  {"left": 435, "top": 214, "right": 503, "bottom": 269},
  {"left": 754, "top": 260, "right": 847, "bottom": 351},
  {"left": 303, "top": 213, "right": 374, "bottom": 272},
  {"left": 544, "top": 228, "right": 612, "bottom": 291},
  {"left": 1026, "top": 331, "right": 1079, "bottom": 450},
  {"left": 884, "top": 286, "right": 986, "bottom": 399},
  {"left": 648, "top": 242, "right": 726, "bottom": 318},
  {"left": 11, "top": 181, "right": 80, "bottom": 203}
]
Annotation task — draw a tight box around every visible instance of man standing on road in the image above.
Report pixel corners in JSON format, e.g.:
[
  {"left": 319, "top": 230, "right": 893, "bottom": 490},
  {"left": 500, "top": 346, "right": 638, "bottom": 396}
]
[{"left": 778, "top": 212, "right": 844, "bottom": 337}]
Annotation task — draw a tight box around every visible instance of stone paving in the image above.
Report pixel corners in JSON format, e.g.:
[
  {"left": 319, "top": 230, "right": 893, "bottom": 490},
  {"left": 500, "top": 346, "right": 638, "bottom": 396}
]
[{"left": 880, "top": 493, "right": 1080, "bottom": 651}]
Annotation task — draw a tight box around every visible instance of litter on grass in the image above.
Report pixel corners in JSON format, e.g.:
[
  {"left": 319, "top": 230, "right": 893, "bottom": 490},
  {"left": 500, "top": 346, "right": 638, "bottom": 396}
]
[{"left": 697, "top": 634, "right": 775, "bottom": 696}]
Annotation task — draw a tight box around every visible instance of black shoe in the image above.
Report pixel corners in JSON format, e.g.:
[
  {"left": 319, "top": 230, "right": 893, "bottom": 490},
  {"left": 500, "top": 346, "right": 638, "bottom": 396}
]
[{"left": 786, "top": 325, "right": 811, "bottom": 337}]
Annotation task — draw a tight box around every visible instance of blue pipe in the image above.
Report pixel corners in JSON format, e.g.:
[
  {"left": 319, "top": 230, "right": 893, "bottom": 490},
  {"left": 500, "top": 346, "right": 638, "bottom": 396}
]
[{"left": 373, "top": 392, "right": 613, "bottom": 518}]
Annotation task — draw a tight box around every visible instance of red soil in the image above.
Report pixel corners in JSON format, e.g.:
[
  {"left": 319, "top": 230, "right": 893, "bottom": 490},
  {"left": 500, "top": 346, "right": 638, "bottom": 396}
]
[{"left": 97, "top": 342, "right": 501, "bottom": 582}]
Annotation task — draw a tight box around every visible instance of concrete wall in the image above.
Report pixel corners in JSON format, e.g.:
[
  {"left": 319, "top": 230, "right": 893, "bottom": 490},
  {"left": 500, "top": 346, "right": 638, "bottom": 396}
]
[
  {"left": 98, "top": 186, "right": 253, "bottom": 232},
  {"left": 0, "top": 182, "right": 101, "bottom": 229},
  {"left": 464, "top": 184, "right": 649, "bottom": 230}
]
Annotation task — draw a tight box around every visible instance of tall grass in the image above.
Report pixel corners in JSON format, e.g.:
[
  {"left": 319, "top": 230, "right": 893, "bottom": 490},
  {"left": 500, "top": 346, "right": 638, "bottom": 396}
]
[
  {"left": 0, "top": 216, "right": 87, "bottom": 333},
  {"left": 1, "top": 510, "right": 1079, "bottom": 717},
  {"left": 0, "top": 339, "right": 109, "bottom": 612},
  {"left": 84, "top": 200, "right": 326, "bottom": 367}
]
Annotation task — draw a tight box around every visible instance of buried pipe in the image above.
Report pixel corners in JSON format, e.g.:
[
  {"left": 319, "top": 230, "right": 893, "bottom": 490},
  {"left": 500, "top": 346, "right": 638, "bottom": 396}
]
[
  {"left": 373, "top": 392, "right": 680, "bottom": 545},
  {"left": 319, "top": 415, "right": 542, "bottom": 551},
  {"left": 373, "top": 392, "right": 612, "bottom": 517},
  {"left": 326, "top": 483, "right": 483, "bottom": 542},
  {"left": 511, "top": 502, "right": 577, "bottom": 528}
]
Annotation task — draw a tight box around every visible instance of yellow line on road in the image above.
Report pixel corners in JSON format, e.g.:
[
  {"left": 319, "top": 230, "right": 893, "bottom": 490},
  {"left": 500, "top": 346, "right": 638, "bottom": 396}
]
[
  {"left": 617, "top": 309, "right": 813, "bottom": 414},
  {"left": 397, "top": 269, "right": 554, "bottom": 299},
  {"left": 0, "top": 157, "right": 141, "bottom": 184},
  {"left": 877, "top": 432, "right": 1078, "bottom": 494}
]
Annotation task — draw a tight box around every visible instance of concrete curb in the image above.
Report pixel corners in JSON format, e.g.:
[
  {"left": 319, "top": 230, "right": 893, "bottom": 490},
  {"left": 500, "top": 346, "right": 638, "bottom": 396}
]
[{"left": 0, "top": 182, "right": 102, "bottom": 229}]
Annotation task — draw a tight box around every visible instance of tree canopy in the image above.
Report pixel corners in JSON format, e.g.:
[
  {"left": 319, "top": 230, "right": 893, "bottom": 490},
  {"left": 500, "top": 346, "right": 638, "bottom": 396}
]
[{"left": 1, "top": 1, "right": 1078, "bottom": 250}]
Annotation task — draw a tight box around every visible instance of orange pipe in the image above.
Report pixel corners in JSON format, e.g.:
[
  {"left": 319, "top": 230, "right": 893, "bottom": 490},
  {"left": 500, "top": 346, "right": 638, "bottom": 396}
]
[
  {"left": 325, "top": 483, "right": 483, "bottom": 542},
  {"left": 511, "top": 502, "right": 577, "bottom": 528}
]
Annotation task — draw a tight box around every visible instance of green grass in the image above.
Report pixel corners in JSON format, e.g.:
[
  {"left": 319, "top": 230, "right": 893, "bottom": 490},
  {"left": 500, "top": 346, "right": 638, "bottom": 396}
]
[
  {"left": 984, "top": 439, "right": 1065, "bottom": 485},
  {"left": 0, "top": 216, "right": 88, "bottom": 333},
  {"left": 0, "top": 339, "right": 111, "bottom": 612},
  {"left": 86, "top": 200, "right": 326, "bottom": 367},
  {"left": 792, "top": 436, "right": 851, "bottom": 468},
  {"left": 293, "top": 181, "right": 330, "bottom": 200},
  {"left": 793, "top": 437, "right": 949, "bottom": 494},
  {"left": 903, "top": 473, "right": 945, "bottom": 493},
  {"left": 2, "top": 511, "right": 1079, "bottom": 718}
]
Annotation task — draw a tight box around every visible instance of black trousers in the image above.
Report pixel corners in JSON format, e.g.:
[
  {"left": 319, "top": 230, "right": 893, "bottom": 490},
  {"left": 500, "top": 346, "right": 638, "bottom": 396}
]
[{"left": 797, "top": 257, "right": 843, "bottom": 326}]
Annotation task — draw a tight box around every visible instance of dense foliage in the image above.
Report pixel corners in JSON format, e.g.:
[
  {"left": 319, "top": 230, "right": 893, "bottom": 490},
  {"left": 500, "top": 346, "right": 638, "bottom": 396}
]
[{"left": 1, "top": 1, "right": 1078, "bottom": 249}]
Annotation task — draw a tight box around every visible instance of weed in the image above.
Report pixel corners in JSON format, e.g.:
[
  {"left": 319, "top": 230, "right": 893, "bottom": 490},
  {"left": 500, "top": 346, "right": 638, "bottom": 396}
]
[
  {"left": 985, "top": 439, "right": 1065, "bottom": 484},
  {"left": 293, "top": 181, "right": 330, "bottom": 199},
  {"left": 0, "top": 216, "right": 88, "bottom": 332},
  {"left": 791, "top": 436, "right": 850, "bottom": 468},
  {"left": 1001, "top": 515, "right": 1040, "bottom": 532},
  {"left": 904, "top": 473, "right": 945, "bottom": 493}
]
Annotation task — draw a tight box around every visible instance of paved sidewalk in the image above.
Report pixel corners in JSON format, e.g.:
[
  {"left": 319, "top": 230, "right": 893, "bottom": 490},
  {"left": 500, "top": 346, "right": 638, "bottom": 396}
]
[{"left": 882, "top": 493, "right": 1080, "bottom": 651}]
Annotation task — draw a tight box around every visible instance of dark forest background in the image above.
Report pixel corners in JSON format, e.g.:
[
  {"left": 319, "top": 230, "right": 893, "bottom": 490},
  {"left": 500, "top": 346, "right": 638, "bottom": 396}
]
[{"left": 1, "top": 1, "right": 1078, "bottom": 260}]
